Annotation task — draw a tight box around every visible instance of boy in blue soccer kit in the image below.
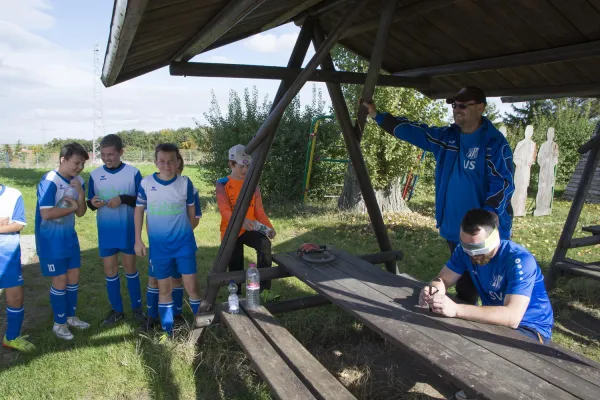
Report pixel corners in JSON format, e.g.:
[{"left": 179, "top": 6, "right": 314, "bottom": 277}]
[
  {"left": 135, "top": 144, "right": 201, "bottom": 337},
  {"left": 0, "top": 184, "right": 34, "bottom": 351},
  {"left": 87, "top": 134, "right": 145, "bottom": 326},
  {"left": 145, "top": 154, "right": 201, "bottom": 330},
  {"left": 419, "top": 209, "right": 554, "bottom": 400},
  {"left": 35, "top": 143, "right": 91, "bottom": 340}
]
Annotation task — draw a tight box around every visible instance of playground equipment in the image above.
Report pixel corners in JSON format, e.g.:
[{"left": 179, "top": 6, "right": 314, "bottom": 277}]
[
  {"left": 400, "top": 150, "right": 428, "bottom": 201},
  {"left": 302, "top": 115, "right": 349, "bottom": 203}
]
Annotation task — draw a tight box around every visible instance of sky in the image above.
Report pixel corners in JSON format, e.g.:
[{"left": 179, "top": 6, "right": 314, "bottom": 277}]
[{"left": 0, "top": 0, "right": 512, "bottom": 145}]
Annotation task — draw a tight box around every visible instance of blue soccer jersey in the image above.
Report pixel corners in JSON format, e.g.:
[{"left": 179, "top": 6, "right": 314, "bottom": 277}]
[
  {"left": 88, "top": 163, "right": 142, "bottom": 250},
  {"left": 447, "top": 240, "right": 554, "bottom": 338},
  {"left": 0, "top": 185, "right": 26, "bottom": 287},
  {"left": 136, "top": 173, "right": 196, "bottom": 259},
  {"left": 35, "top": 170, "right": 84, "bottom": 259}
]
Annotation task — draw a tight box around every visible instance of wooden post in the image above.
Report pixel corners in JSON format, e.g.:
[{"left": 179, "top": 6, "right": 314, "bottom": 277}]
[
  {"left": 194, "top": 21, "right": 315, "bottom": 326},
  {"left": 313, "top": 23, "right": 396, "bottom": 274},
  {"left": 354, "top": 0, "right": 397, "bottom": 141},
  {"left": 244, "top": 0, "right": 370, "bottom": 155},
  {"left": 546, "top": 121, "right": 600, "bottom": 290}
]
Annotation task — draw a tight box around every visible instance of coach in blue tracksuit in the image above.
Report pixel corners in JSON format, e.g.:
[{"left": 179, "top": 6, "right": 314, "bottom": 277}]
[{"left": 365, "top": 86, "right": 515, "bottom": 304}]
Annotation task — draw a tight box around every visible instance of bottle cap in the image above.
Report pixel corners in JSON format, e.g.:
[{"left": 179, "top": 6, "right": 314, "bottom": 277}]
[
  {"left": 249, "top": 263, "right": 256, "bottom": 268},
  {"left": 229, "top": 279, "right": 235, "bottom": 284}
]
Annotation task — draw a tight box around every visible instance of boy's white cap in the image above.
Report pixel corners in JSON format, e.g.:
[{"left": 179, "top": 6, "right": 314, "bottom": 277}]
[{"left": 228, "top": 144, "right": 251, "bottom": 165}]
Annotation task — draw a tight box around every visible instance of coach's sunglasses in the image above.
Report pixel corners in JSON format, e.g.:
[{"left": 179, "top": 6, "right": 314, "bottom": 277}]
[{"left": 451, "top": 102, "right": 478, "bottom": 110}]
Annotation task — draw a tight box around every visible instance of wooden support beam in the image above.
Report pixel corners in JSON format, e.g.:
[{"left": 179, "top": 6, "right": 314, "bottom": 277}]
[
  {"left": 265, "top": 295, "right": 331, "bottom": 314},
  {"left": 313, "top": 23, "right": 396, "bottom": 274},
  {"left": 208, "top": 267, "right": 291, "bottom": 287},
  {"left": 245, "top": 0, "right": 370, "bottom": 155},
  {"left": 546, "top": 121, "right": 600, "bottom": 290},
  {"left": 172, "top": 0, "right": 266, "bottom": 62},
  {"left": 395, "top": 40, "right": 600, "bottom": 78},
  {"left": 195, "top": 20, "right": 315, "bottom": 323},
  {"left": 502, "top": 92, "right": 600, "bottom": 103},
  {"left": 261, "top": 0, "right": 325, "bottom": 32},
  {"left": 564, "top": 235, "right": 600, "bottom": 249},
  {"left": 341, "top": 0, "right": 456, "bottom": 39},
  {"left": 427, "top": 82, "right": 600, "bottom": 101},
  {"left": 359, "top": 250, "right": 403, "bottom": 265},
  {"left": 102, "top": 0, "right": 150, "bottom": 87},
  {"left": 354, "top": 0, "right": 397, "bottom": 142},
  {"left": 169, "top": 61, "right": 430, "bottom": 88}
]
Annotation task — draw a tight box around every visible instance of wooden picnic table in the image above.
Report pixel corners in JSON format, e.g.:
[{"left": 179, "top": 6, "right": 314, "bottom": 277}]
[{"left": 273, "top": 246, "right": 600, "bottom": 400}]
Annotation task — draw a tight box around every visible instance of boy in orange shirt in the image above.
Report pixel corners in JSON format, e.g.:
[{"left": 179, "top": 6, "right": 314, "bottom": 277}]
[{"left": 216, "top": 145, "right": 278, "bottom": 300}]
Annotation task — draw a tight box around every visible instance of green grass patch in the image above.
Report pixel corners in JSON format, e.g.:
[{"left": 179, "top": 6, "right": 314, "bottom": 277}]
[{"left": 0, "top": 167, "right": 599, "bottom": 399}]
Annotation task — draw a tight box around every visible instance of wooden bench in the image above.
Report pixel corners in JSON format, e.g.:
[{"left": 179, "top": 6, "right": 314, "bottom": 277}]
[
  {"left": 274, "top": 246, "right": 600, "bottom": 400},
  {"left": 220, "top": 301, "right": 356, "bottom": 400}
]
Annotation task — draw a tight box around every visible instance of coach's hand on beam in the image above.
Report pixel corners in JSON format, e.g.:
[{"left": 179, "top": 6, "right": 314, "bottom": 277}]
[{"left": 359, "top": 98, "right": 377, "bottom": 119}]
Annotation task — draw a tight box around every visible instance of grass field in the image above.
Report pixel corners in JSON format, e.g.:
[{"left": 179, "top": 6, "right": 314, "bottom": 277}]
[{"left": 0, "top": 165, "right": 599, "bottom": 399}]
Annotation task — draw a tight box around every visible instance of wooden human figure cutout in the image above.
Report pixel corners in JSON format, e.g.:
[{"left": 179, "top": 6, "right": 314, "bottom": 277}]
[
  {"left": 512, "top": 125, "right": 537, "bottom": 217},
  {"left": 534, "top": 127, "right": 559, "bottom": 217}
]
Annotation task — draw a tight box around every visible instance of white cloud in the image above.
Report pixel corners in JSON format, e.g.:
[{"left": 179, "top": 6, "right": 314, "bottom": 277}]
[
  {"left": 243, "top": 32, "right": 299, "bottom": 53},
  {"left": 0, "top": 0, "right": 55, "bottom": 30}
]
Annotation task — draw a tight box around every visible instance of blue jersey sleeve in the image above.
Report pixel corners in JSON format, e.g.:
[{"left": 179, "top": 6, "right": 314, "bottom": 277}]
[
  {"left": 446, "top": 245, "right": 468, "bottom": 275},
  {"left": 12, "top": 195, "right": 26, "bottom": 224},
  {"left": 484, "top": 139, "right": 514, "bottom": 220},
  {"left": 505, "top": 253, "right": 537, "bottom": 298},
  {"left": 374, "top": 112, "right": 447, "bottom": 156},
  {"left": 194, "top": 190, "right": 201, "bottom": 218},
  {"left": 136, "top": 181, "right": 147, "bottom": 208},
  {"left": 134, "top": 171, "right": 142, "bottom": 191},
  {"left": 38, "top": 180, "right": 57, "bottom": 209},
  {"left": 186, "top": 178, "right": 194, "bottom": 206},
  {"left": 88, "top": 175, "right": 95, "bottom": 200}
]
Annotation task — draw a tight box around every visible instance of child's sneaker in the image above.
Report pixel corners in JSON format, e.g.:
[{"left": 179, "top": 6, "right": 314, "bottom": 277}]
[
  {"left": 132, "top": 308, "right": 146, "bottom": 324},
  {"left": 157, "top": 332, "right": 170, "bottom": 344},
  {"left": 2, "top": 335, "right": 35, "bottom": 352},
  {"left": 101, "top": 310, "right": 125, "bottom": 327},
  {"left": 53, "top": 323, "right": 74, "bottom": 340},
  {"left": 67, "top": 316, "right": 90, "bottom": 329}
]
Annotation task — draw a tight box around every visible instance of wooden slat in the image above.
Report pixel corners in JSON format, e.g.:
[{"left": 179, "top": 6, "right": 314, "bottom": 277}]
[
  {"left": 582, "top": 225, "right": 600, "bottom": 235},
  {"left": 556, "top": 261, "right": 600, "bottom": 280},
  {"left": 326, "top": 247, "right": 600, "bottom": 400},
  {"left": 241, "top": 303, "right": 357, "bottom": 400},
  {"left": 275, "top": 252, "right": 571, "bottom": 400},
  {"left": 220, "top": 307, "right": 317, "bottom": 400}
]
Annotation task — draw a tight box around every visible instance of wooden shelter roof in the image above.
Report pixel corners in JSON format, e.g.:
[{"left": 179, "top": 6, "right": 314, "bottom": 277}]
[{"left": 102, "top": 0, "right": 600, "bottom": 102}]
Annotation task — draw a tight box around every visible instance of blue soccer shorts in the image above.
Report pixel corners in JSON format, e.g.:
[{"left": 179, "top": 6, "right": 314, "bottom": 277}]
[
  {"left": 39, "top": 255, "right": 81, "bottom": 277},
  {"left": 149, "top": 255, "right": 196, "bottom": 280},
  {"left": 0, "top": 263, "right": 24, "bottom": 289},
  {"left": 99, "top": 247, "right": 135, "bottom": 258}
]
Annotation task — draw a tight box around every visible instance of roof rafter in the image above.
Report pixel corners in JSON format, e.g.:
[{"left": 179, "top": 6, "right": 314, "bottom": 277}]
[
  {"left": 427, "top": 82, "right": 600, "bottom": 101},
  {"left": 260, "top": 0, "right": 326, "bottom": 32},
  {"left": 172, "top": 0, "right": 266, "bottom": 62},
  {"left": 169, "top": 61, "right": 430, "bottom": 89},
  {"left": 394, "top": 40, "right": 600, "bottom": 78}
]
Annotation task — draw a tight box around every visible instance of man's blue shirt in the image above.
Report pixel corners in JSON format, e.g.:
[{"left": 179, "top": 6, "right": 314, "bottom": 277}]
[{"left": 447, "top": 240, "right": 554, "bottom": 339}]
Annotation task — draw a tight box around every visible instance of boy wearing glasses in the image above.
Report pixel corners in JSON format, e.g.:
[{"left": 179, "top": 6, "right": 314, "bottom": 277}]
[
  {"left": 364, "top": 86, "right": 514, "bottom": 306},
  {"left": 419, "top": 208, "right": 553, "bottom": 400}
]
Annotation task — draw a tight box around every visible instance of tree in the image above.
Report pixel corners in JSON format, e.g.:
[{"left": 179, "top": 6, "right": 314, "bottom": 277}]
[
  {"left": 2, "top": 144, "right": 13, "bottom": 162},
  {"left": 198, "top": 86, "right": 329, "bottom": 202},
  {"left": 330, "top": 45, "right": 446, "bottom": 212},
  {"left": 503, "top": 100, "right": 554, "bottom": 131}
]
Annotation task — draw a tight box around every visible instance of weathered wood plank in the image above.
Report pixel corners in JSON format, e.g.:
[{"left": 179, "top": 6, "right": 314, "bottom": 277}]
[
  {"left": 241, "top": 303, "right": 357, "bottom": 400},
  {"left": 276, "top": 252, "right": 554, "bottom": 400},
  {"left": 326, "top": 247, "right": 600, "bottom": 400},
  {"left": 220, "top": 308, "right": 317, "bottom": 400}
]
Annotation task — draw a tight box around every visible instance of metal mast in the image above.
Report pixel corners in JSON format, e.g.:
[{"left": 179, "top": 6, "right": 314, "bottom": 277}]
[{"left": 92, "top": 43, "right": 105, "bottom": 163}]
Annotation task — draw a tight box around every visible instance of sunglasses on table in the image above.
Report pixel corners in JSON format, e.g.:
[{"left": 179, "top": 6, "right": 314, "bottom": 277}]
[{"left": 451, "top": 102, "right": 479, "bottom": 109}]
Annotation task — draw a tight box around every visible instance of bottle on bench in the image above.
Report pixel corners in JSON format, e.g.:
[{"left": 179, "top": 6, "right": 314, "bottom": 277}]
[
  {"left": 246, "top": 263, "right": 260, "bottom": 310},
  {"left": 228, "top": 280, "right": 239, "bottom": 314}
]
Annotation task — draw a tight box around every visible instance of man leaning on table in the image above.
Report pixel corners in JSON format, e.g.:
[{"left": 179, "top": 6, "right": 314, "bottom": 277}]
[{"left": 419, "top": 208, "right": 553, "bottom": 399}]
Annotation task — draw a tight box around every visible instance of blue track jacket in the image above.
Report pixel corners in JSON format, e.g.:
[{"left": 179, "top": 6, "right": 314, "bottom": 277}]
[{"left": 375, "top": 113, "right": 514, "bottom": 240}]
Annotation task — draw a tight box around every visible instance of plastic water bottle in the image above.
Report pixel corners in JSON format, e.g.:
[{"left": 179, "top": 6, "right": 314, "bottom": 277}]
[
  {"left": 228, "top": 280, "right": 239, "bottom": 314},
  {"left": 246, "top": 263, "right": 260, "bottom": 310},
  {"left": 55, "top": 186, "right": 78, "bottom": 224},
  {"left": 252, "top": 221, "right": 273, "bottom": 237}
]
